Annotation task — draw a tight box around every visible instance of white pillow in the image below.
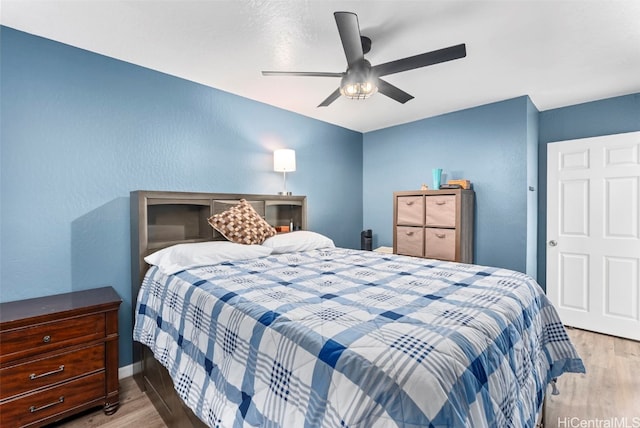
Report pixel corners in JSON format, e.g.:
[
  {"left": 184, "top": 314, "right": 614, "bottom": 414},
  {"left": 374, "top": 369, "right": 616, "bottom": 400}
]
[
  {"left": 261, "top": 231, "right": 335, "bottom": 254},
  {"left": 144, "top": 241, "right": 273, "bottom": 275}
]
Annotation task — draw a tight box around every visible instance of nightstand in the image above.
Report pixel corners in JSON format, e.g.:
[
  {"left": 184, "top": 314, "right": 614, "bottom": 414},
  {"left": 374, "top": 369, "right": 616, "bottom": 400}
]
[{"left": 0, "top": 286, "right": 121, "bottom": 427}]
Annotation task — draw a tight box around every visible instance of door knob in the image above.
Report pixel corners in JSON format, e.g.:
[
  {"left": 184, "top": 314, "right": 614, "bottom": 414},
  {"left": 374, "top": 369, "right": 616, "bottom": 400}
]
[{"left": 548, "top": 240, "right": 557, "bottom": 247}]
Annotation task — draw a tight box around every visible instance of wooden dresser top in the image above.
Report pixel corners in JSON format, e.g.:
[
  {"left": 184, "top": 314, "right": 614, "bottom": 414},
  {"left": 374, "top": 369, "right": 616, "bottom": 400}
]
[{"left": 0, "top": 286, "right": 121, "bottom": 328}]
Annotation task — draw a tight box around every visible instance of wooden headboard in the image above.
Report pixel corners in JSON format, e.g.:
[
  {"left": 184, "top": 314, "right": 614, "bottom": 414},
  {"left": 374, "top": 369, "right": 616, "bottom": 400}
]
[
  {"left": 130, "top": 190, "right": 307, "bottom": 292},
  {"left": 129, "top": 190, "right": 307, "bottom": 382}
]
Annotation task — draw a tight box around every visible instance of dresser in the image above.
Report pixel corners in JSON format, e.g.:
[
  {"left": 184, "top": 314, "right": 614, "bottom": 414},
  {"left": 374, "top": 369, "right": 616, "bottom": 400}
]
[
  {"left": 393, "top": 189, "right": 474, "bottom": 263},
  {"left": 0, "top": 287, "right": 121, "bottom": 427}
]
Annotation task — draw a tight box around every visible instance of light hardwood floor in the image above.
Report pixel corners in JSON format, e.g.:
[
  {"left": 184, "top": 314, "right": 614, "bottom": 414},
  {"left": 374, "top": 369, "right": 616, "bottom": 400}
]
[
  {"left": 54, "top": 328, "right": 639, "bottom": 427},
  {"left": 52, "top": 377, "right": 167, "bottom": 428},
  {"left": 546, "top": 327, "right": 640, "bottom": 424}
]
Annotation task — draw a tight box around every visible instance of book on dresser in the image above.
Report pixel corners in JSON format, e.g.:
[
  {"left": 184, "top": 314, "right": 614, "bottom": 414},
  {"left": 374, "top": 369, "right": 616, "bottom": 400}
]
[
  {"left": 393, "top": 189, "right": 474, "bottom": 263},
  {"left": 0, "top": 286, "right": 121, "bottom": 428}
]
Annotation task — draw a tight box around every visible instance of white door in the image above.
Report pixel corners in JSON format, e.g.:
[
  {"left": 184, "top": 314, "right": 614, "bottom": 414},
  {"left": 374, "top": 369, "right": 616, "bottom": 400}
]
[{"left": 547, "top": 131, "right": 640, "bottom": 341}]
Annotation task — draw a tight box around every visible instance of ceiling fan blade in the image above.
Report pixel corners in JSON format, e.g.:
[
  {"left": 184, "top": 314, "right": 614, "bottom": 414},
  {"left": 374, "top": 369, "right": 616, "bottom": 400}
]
[
  {"left": 318, "top": 88, "right": 342, "bottom": 107},
  {"left": 373, "top": 43, "right": 466, "bottom": 77},
  {"left": 377, "top": 79, "right": 414, "bottom": 104},
  {"left": 262, "top": 71, "right": 344, "bottom": 78},
  {"left": 334, "top": 12, "right": 364, "bottom": 68}
]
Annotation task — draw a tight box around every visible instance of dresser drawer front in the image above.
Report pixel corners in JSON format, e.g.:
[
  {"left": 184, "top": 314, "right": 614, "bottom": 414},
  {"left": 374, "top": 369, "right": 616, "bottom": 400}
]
[
  {"left": 0, "top": 371, "right": 105, "bottom": 427},
  {"left": 0, "top": 344, "right": 105, "bottom": 400},
  {"left": 425, "top": 228, "right": 456, "bottom": 261},
  {"left": 397, "top": 196, "right": 424, "bottom": 225},
  {"left": 0, "top": 314, "right": 105, "bottom": 361},
  {"left": 425, "top": 195, "right": 456, "bottom": 227},
  {"left": 396, "top": 226, "right": 424, "bottom": 257}
]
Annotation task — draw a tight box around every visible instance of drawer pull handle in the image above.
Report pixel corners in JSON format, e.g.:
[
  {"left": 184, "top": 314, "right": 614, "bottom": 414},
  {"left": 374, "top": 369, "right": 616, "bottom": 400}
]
[
  {"left": 29, "top": 396, "right": 64, "bottom": 413},
  {"left": 30, "top": 365, "right": 65, "bottom": 380},
  {"left": 405, "top": 201, "right": 414, "bottom": 206},
  {"left": 436, "top": 201, "right": 446, "bottom": 205},
  {"left": 435, "top": 233, "right": 446, "bottom": 238},
  {"left": 42, "top": 335, "right": 51, "bottom": 343},
  {"left": 405, "top": 231, "right": 414, "bottom": 236}
]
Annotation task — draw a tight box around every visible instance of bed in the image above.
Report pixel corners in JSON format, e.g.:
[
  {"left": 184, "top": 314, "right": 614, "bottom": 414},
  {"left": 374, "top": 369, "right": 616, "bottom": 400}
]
[{"left": 130, "top": 190, "right": 585, "bottom": 428}]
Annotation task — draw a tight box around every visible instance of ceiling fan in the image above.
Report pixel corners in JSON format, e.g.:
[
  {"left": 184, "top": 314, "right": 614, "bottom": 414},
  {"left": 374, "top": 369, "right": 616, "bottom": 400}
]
[{"left": 262, "top": 11, "right": 466, "bottom": 107}]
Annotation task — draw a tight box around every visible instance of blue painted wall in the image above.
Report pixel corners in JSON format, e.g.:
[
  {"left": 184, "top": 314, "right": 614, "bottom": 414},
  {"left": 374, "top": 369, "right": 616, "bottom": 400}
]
[
  {"left": 0, "top": 27, "right": 363, "bottom": 366},
  {"left": 363, "top": 96, "right": 533, "bottom": 273},
  {"left": 536, "top": 93, "right": 640, "bottom": 288}
]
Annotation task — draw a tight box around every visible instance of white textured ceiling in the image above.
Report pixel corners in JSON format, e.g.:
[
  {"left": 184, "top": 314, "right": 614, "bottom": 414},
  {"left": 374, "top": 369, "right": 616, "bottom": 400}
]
[{"left": 2, "top": 1, "right": 639, "bottom": 132}]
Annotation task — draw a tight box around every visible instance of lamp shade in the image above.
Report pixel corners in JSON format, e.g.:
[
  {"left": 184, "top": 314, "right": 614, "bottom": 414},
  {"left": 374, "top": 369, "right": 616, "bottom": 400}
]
[{"left": 273, "top": 149, "right": 296, "bottom": 172}]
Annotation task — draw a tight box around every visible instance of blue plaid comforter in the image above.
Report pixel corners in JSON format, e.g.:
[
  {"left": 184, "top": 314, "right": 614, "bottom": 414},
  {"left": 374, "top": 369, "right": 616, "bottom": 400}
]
[{"left": 133, "top": 248, "right": 585, "bottom": 428}]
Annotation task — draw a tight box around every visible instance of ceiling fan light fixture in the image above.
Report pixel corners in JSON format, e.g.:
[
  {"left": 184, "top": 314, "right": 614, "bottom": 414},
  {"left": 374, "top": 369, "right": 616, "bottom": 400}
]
[
  {"left": 340, "top": 80, "right": 377, "bottom": 100},
  {"left": 340, "top": 68, "right": 378, "bottom": 100}
]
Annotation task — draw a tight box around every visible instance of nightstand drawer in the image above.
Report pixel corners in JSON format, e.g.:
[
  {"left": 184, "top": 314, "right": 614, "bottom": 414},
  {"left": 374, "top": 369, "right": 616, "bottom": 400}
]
[
  {"left": 425, "top": 228, "right": 456, "bottom": 261},
  {"left": 397, "top": 196, "right": 423, "bottom": 225},
  {"left": 0, "top": 344, "right": 105, "bottom": 400},
  {"left": 0, "top": 314, "right": 105, "bottom": 361},
  {"left": 0, "top": 371, "right": 105, "bottom": 427},
  {"left": 396, "top": 226, "right": 424, "bottom": 257},
  {"left": 425, "top": 195, "right": 456, "bottom": 227}
]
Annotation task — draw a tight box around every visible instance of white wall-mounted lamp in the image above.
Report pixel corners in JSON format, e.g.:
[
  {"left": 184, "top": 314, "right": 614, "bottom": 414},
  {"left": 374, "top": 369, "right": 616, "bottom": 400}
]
[{"left": 273, "top": 149, "right": 296, "bottom": 195}]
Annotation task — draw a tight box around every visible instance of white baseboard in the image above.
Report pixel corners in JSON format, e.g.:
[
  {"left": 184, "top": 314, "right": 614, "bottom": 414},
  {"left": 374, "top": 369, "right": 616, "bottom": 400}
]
[{"left": 118, "top": 363, "right": 134, "bottom": 379}]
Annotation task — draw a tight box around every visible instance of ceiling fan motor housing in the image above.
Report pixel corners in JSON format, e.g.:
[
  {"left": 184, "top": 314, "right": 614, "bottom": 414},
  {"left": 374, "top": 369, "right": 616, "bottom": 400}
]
[{"left": 361, "top": 36, "right": 372, "bottom": 54}]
